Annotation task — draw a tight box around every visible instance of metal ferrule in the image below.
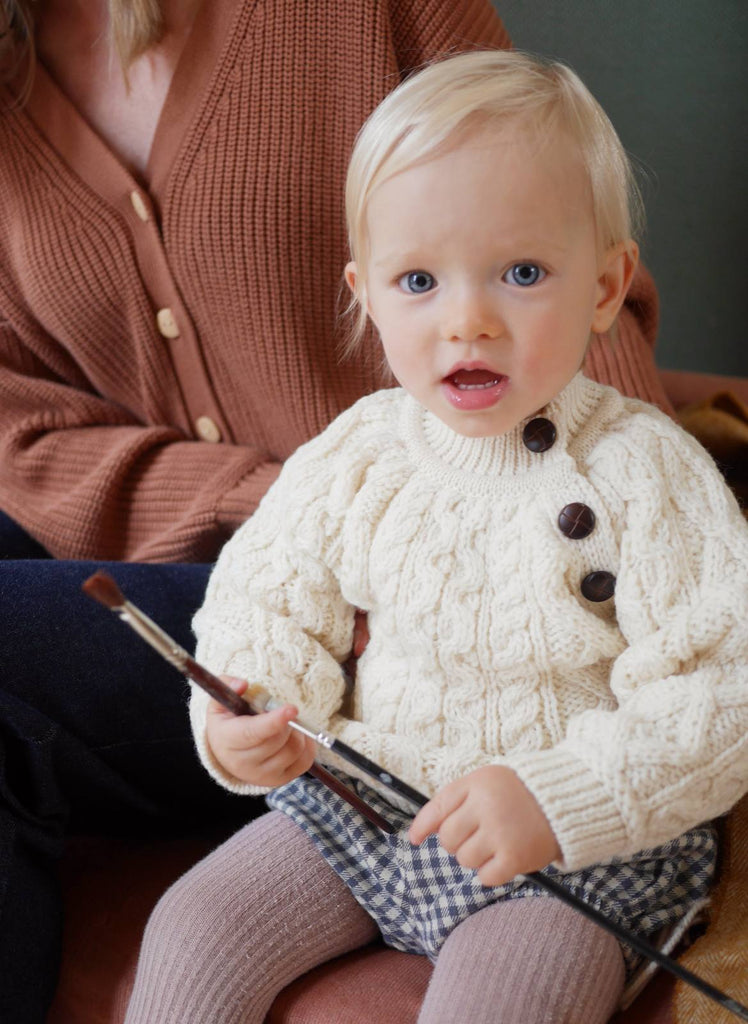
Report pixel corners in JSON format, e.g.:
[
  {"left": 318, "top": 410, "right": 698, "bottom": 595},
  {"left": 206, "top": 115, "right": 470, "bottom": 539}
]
[{"left": 118, "top": 604, "right": 189, "bottom": 673}]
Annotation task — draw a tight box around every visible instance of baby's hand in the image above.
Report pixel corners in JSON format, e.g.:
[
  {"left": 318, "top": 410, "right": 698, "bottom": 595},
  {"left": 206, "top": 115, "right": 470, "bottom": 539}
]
[
  {"left": 205, "top": 677, "right": 316, "bottom": 787},
  {"left": 408, "top": 765, "right": 561, "bottom": 887}
]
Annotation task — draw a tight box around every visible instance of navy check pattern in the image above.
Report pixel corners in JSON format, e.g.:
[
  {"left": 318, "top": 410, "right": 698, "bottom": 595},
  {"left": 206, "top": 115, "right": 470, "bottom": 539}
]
[{"left": 268, "top": 771, "right": 718, "bottom": 976}]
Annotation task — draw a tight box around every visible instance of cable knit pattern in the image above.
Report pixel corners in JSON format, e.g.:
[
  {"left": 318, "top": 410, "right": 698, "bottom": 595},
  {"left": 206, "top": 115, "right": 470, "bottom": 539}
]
[{"left": 192, "top": 374, "right": 748, "bottom": 872}]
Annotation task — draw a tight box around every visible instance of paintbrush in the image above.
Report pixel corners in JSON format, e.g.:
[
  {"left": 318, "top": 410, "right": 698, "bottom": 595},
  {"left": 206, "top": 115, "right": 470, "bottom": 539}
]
[
  {"left": 81, "top": 570, "right": 748, "bottom": 1019},
  {"left": 81, "top": 570, "right": 396, "bottom": 833}
]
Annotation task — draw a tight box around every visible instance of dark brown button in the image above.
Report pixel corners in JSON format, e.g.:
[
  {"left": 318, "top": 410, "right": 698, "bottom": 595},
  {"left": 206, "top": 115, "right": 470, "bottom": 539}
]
[
  {"left": 581, "top": 571, "right": 616, "bottom": 602},
  {"left": 558, "top": 503, "right": 595, "bottom": 539},
  {"left": 522, "top": 417, "right": 557, "bottom": 453}
]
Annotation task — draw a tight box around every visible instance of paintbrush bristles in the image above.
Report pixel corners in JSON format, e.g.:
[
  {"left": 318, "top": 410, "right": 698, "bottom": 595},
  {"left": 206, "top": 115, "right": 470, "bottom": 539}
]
[{"left": 82, "top": 571, "right": 127, "bottom": 610}]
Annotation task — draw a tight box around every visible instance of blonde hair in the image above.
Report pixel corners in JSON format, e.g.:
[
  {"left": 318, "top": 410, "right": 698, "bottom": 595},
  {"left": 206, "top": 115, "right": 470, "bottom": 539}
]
[
  {"left": 1, "top": 0, "right": 163, "bottom": 95},
  {"left": 345, "top": 49, "right": 644, "bottom": 343}
]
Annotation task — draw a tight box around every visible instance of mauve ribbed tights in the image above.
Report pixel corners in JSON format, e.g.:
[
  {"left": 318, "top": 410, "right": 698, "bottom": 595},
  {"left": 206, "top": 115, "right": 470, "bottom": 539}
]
[{"left": 124, "top": 811, "right": 624, "bottom": 1023}]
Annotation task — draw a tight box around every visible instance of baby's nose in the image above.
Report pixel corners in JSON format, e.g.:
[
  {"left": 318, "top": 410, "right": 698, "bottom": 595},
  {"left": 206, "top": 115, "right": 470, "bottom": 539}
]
[{"left": 444, "top": 288, "right": 504, "bottom": 342}]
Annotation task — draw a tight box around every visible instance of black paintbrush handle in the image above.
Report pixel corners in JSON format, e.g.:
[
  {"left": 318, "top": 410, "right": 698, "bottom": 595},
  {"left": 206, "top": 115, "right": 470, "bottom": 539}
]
[{"left": 329, "top": 738, "right": 429, "bottom": 810}]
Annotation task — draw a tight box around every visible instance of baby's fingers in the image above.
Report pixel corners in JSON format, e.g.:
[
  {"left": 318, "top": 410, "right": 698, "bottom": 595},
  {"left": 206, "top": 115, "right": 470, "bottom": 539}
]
[
  {"left": 253, "top": 730, "right": 317, "bottom": 786},
  {"left": 408, "top": 779, "right": 467, "bottom": 845},
  {"left": 205, "top": 691, "right": 315, "bottom": 786},
  {"left": 206, "top": 675, "right": 250, "bottom": 719},
  {"left": 206, "top": 679, "right": 299, "bottom": 756},
  {"left": 230, "top": 703, "right": 301, "bottom": 753}
]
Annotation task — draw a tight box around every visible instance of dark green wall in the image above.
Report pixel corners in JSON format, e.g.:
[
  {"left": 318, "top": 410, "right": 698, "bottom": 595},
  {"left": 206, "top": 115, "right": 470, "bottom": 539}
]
[{"left": 491, "top": 1, "right": 747, "bottom": 377}]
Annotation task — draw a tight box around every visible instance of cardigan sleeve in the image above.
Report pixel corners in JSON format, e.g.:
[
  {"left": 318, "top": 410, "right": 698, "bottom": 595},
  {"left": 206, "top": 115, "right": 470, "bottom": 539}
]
[
  {"left": 0, "top": 321, "right": 281, "bottom": 562},
  {"left": 509, "top": 422, "right": 748, "bottom": 872}
]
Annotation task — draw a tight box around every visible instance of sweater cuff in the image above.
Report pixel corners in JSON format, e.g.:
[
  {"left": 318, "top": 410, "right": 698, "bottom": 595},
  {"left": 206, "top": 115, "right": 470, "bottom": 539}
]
[
  {"left": 509, "top": 746, "right": 629, "bottom": 872},
  {"left": 216, "top": 460, "right": 282, "bottom": 532}
]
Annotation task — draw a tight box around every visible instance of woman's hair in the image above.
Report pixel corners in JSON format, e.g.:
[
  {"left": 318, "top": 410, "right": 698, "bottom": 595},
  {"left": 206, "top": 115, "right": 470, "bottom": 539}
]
[
  {"left": 345, "top": 49, "right": 644, "bottom": 344},
  {"left": 1, "top": 0, "right": 163, "bottom": 93}
]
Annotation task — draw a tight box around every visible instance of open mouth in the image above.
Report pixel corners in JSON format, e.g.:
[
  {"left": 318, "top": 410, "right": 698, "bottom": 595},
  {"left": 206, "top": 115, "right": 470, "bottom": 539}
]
[
  {"left": 446, "top": 368, "right": 504, "bottom": 390},
  {"left": 441, "top": 367, "right": 509, "bottom": 411}
]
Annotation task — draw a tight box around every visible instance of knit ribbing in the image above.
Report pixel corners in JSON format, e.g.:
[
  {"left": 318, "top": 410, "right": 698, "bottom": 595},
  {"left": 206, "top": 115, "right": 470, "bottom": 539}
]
[
  {"left": 124, "top": 811, "right": 378, "bottom": 1024},
  {"left": 404, "top": 373, "right": 602, "bottom": 489},
  {"left": 417, "top": 897, "right": 624, "bottom": 1023}
]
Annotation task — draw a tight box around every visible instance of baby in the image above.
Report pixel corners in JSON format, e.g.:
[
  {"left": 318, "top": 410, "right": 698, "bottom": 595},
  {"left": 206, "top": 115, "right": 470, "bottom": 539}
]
[{"left": 126, "top": 50, "right": 748, "bottom": 1024}]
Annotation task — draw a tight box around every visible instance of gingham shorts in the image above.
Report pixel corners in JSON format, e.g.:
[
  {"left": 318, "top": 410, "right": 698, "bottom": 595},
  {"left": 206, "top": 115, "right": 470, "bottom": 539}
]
[{"left": 267, "top": 771, "right": 718, "bottom": 976}]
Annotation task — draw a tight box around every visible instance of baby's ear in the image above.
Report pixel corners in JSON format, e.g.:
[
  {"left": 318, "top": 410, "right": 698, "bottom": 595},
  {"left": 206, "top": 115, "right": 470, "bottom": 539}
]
[
  {"left": 345, "top": 260, "right": 374, "bottom": 325},
  {"left": 591, "top": 241, "right": 639, "bottom": 334},
  {"left": 344, "top": 261, "right": 359, "bottom": 294}
]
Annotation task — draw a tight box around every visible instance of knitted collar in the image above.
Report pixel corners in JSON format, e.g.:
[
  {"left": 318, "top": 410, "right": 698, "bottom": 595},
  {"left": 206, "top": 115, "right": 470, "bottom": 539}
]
[{"left": 400, "top": 372, "right": 603, "bottom": 491}]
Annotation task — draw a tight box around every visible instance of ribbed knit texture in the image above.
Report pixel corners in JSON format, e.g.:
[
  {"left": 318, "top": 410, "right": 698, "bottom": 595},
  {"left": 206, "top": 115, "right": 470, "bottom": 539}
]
[
  {"left": 124, "top": 811, "right": 379, "bottom": 1024},
  {"left": 124, "top": 813, "right": 624, "bottom": 1023},
  {"left": 418, "top": 897, "right": 624, "bottom": 1023},
  {"left": 192, "top": 374, "right": 748, "bottom": 872},
  {"left": 0, "top": 1, "right": 666, "bottom": 562}
]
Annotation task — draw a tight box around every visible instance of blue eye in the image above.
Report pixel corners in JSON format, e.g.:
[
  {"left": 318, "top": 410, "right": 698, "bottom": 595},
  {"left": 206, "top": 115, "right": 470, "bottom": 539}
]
[
  {"left": 398, "top": 271, "right": 435, "bottom": 294},
  {"left": 504, "top": 263, "right": 545, "bottom": 287}
]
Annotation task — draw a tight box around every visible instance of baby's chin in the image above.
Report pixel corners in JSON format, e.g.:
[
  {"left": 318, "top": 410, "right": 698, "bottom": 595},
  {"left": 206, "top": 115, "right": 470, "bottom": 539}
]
[
  {"left": 429, "top": 404, "right": 521, "bottom": 439},
  {"left": 446, "top": 420, "right": 517, "bottom": 439}
]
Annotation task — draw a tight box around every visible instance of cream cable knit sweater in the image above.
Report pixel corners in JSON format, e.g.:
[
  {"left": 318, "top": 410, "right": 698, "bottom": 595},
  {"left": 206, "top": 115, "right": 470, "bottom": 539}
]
[{"left": 191, "top": 374, "right": 748, "bottom": 872}]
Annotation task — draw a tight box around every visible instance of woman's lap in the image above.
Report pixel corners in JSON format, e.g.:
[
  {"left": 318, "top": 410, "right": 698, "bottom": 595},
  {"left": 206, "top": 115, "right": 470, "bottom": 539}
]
[{"left": 0, "top": 512, "right": 263, "bottom": 1022}]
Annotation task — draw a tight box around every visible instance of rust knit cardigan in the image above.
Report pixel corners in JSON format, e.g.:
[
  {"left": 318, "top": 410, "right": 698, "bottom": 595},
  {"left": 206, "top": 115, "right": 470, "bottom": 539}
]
[{"left": 0, "top": 0, "right": 668, "bottom": 563}]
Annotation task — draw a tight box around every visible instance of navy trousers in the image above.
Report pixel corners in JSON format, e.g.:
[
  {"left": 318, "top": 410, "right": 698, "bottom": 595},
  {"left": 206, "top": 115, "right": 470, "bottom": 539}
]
[{"left": 0, "top": 512, "right": 262, "bottom": 1023}]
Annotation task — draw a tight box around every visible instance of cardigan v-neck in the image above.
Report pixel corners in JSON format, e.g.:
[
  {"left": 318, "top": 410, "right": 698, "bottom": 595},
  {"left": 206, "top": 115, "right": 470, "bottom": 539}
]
[
  {"left": 146, "top": 0, "right": 250, "bottom": 201},
  {"left": 24, "top": 0, "right": 243, "bottom": 210}
]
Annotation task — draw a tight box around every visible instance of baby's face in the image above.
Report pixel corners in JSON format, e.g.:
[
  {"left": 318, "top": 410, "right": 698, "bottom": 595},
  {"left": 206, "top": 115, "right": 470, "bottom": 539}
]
[{"left": 352, "top": 124, "right": 624, "bottom": 438}]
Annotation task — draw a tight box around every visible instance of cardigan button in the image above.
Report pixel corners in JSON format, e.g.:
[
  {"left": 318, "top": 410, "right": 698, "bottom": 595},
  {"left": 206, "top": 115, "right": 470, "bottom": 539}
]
[
  {"left": 522, "top": 417, "right": 556, "bottom": 453},
  {"left": 195, "top": 416, "right": 222, "bottom": 443},
  {"left": 581, "top": 571, "right": 616, "bottom": 602},
  {"left": 156, "top": 308, "right": 180, "bottom": 339},
  {"left": 558, "top": 502, "right": 595, "bottom": 539},
  {"left": 130, "top": 190, "right": 150, "bottom": 222}
]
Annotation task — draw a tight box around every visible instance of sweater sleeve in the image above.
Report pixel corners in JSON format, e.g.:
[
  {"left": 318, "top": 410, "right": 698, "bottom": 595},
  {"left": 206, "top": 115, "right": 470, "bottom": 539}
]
[
  {"left": 509, "top": 421, "right": 748, "bottom": 872},
  {"left": 0, "top": 321, "right": 281, "bottom": 562},
  {"left": 189, "top": 401, "right": 386, "bottom": 794}
]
